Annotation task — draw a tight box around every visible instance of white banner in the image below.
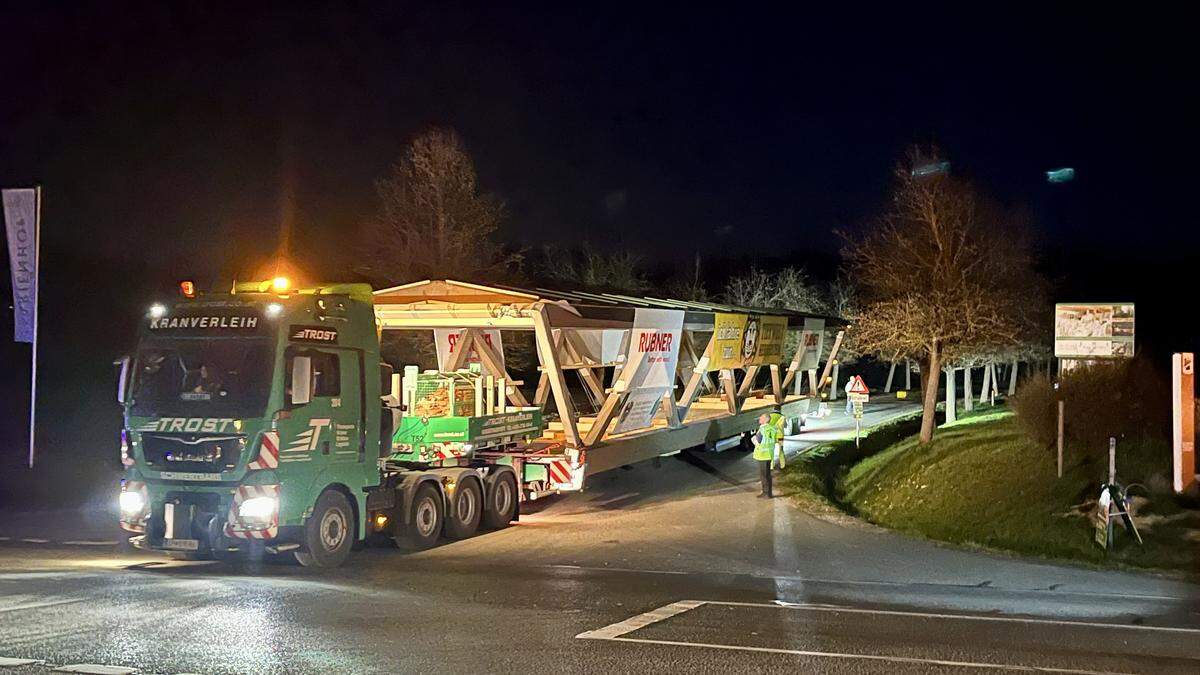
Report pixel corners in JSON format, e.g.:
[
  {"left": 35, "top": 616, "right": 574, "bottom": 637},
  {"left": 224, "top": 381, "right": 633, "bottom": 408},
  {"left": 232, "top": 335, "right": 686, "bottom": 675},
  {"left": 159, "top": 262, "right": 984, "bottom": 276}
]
[
  {"left": 611, "top": 309, "right": 684, "bottom": 434},
  {"left": 626, "top": 308, "right": 684, "bottom": 389},
  {"left": 612, "top": 387, "right": 665, "bottom": 435},
  {"left": 797, "top": 318, "right": 825, "bottom": 371},
  {"left": 434, "top": 328, "right": 504, "bottom": 371},
  {"left": 569, "top": 328, "right": 628, "bottom": 365},
  {"left": 3, "top": 189, "right": 38, "bottom": 343}
]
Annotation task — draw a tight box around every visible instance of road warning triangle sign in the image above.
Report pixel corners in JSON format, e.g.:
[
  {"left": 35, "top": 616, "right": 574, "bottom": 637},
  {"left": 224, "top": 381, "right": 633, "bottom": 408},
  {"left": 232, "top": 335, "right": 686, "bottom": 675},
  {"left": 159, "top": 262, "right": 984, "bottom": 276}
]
[{"left": 848, "top": 375, "right": 870, "bottom": 395}]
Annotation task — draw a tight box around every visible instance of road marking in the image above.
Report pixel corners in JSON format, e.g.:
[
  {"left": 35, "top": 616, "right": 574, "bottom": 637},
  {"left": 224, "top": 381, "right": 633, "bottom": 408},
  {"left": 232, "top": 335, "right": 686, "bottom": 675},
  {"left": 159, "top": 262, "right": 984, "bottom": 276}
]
[
  {"left": 60, "top": 541, "right": 121, "bottom": 546},
  {"left": 20, "top": 538, "right": 50, "bottom": 544},
  {"left": 594, "top": 635, "right": 1132, "bottom": 675},
  {"left": 0, "top": 598, "right": 85, "bottom": 613},
  {"left": 576, "top": 600, "right": 704, "bottom": 639},
  {"left": 594, "top": 492, "right": 640, "bottom": 507},
  {"left": 578, "top": 600, "right": 1198, "bottom": 674},
  {"left": 53, "top": 665, "right": 137, "bottom": 674},
  {"left": 0, "top": 656, "right": 43, "bottom": 666}
]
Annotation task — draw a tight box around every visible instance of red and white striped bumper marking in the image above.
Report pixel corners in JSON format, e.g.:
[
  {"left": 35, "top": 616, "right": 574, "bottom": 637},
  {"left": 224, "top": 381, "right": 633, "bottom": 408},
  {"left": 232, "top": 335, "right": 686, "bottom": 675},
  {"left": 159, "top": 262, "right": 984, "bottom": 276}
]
[
  {"left": 225, "top": 484, "right": 280, "bottom": 539},
  {"left": 247, "top": 431, "right": 279, "bottom": 470},
  {"left": 546, "top": 459, "right": 573, "bottom": 484}
]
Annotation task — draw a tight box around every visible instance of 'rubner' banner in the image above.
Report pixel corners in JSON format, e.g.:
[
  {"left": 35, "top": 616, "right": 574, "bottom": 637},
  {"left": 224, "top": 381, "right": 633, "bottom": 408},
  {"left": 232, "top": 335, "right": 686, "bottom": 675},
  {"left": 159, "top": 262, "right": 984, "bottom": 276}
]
[
  {"left": 3, "top": 188, "right": 38, "bottom": 343},
  {"left": 613, "top": 308, "right": 684, "bottom": 434},
  {"left": 149, "top": 311, "right": 263, "bottom": 334}
]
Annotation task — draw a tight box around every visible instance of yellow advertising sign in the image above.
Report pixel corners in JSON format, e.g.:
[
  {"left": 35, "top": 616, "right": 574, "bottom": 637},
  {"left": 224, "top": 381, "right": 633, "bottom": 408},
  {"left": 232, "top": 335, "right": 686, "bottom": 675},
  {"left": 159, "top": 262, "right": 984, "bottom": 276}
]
[{"left": 709, "top": 313, "right": 788, "bottom": 370}]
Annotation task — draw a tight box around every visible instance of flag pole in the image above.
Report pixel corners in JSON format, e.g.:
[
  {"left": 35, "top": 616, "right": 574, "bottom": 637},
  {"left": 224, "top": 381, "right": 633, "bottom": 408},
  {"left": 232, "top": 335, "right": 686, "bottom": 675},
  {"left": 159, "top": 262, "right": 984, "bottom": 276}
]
[{"left": 28, "top": 185, "right": 41, "bottom": 468}]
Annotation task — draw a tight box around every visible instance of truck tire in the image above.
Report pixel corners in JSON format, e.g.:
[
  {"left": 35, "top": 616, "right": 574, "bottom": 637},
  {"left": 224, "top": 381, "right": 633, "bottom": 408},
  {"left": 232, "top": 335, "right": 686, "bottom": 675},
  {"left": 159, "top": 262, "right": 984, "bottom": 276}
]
[
  {"left": 294, "top": 490, "right": 354, "bottom": 568},
  {"left": 482, "top": 471, "right": 518, "bottom": 530},
  {"left": 398, "top": 483, "right": 443, "bottom": 551},
  {"left": 443, "top": 478, "right": 482, "bottom": 540}
]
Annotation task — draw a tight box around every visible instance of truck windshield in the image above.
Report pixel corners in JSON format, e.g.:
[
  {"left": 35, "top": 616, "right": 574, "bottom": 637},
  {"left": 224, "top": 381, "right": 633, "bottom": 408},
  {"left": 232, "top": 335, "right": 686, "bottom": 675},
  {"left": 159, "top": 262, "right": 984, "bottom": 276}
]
[{"left": 131, "top": 339, "right": 273, "bottom": 418}]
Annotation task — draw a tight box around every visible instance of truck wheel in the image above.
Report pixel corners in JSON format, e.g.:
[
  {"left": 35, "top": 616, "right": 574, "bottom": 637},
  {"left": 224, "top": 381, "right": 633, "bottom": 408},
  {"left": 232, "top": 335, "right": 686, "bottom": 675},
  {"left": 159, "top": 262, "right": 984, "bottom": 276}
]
[
  {"left": 482, "top": 471, "right": 518, "bottom": 530},
  {"left": 398, "top": 483, "right": 443, "bottom": 550},
  {"left": 294, "top": 490, "right": 354, "bottom": 568},
  {"left": 443, "top": 479, "right": 482, "bottom": 540}
]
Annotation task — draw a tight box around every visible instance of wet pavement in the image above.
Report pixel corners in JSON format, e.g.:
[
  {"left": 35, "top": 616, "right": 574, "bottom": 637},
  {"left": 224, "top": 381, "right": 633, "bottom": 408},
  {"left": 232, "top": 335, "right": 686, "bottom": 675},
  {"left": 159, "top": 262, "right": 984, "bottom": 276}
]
[{"left": 2, "top": 399, "right": 1199, "bottom": 673}]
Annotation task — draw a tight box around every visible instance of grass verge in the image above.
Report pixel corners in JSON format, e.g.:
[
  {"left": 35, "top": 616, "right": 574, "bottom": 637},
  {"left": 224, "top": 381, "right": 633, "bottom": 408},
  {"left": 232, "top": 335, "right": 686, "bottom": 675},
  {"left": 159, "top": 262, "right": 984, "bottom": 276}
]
[{"left": 782, "top": 408, "right": 1200, "bottom": 575}]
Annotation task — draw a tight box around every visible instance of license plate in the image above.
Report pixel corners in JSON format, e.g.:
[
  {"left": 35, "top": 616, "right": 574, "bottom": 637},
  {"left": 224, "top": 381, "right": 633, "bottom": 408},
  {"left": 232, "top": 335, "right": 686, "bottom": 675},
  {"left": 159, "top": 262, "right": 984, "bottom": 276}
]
[{"left": 163, "top": 538, "right": 199, "bottom": 551}]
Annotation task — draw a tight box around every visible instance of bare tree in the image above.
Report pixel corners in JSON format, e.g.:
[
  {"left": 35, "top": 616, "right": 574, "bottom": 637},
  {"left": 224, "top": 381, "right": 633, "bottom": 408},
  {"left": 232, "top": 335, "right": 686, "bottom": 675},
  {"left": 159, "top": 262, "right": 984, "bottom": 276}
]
[
  {"left": 666, "top": 253, "right": 709, "bottom": 301},
  {"left": 724, "top": 266, "right": 825, "bottom": 313},
  {"left": 842, "top": 147, "right": 1042, "bottom": 443},
  {"left": 358, "top": 128, "right": 521, "bottom": 284},
  {"left": 539, "top": 245, "right": 649, "bottom": 293}
]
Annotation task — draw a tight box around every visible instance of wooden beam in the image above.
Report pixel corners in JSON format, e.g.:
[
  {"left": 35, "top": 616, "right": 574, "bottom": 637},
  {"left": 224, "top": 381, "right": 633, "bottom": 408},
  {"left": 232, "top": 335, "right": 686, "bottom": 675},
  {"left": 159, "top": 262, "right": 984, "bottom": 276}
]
[
  {"left": 780, "top": 335, "right": 805, "bottom": 393},
  {"left": 737, "top": 365, "right": 761, "bottom": 398},
  {"left": 676, "top": 331, "right": 714, "bottom": 421},
  {"left": 815, "top": 330, "right": 845, "bottom": 396},
  {"left": 443, "top": 329, "right": 474, "bottom": 372},
  {"left": 562, "top": 331, "right": 606, "bottom": 409},
  {"left": 532, "top": 305, "right": 579, "bottom": 447},
  {"left": 770, "top": 364, "right": 784, "bottom": 404},
  {"left": 584, "top": 346, "right": 651, "bottom": 446},
  {"left": 467, "top": 328, "right": 530, "bottom": 407},
  {"left": 720, "top": 369, "right": 739, "bottom": 414}
]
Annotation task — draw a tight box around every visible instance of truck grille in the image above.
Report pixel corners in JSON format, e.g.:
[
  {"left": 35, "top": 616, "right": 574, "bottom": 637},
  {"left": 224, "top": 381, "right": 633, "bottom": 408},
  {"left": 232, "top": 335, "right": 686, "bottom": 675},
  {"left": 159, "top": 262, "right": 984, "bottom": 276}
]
[{"left": 141, "top": 433, "right": 245, "bottom": 472}]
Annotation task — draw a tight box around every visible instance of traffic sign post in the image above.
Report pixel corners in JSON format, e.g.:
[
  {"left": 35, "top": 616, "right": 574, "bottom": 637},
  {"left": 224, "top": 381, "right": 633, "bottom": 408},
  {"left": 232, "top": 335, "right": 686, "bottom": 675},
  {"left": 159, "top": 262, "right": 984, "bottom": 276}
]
[{"left": 847, "top": 377, "right": 870, "bottom": 447}]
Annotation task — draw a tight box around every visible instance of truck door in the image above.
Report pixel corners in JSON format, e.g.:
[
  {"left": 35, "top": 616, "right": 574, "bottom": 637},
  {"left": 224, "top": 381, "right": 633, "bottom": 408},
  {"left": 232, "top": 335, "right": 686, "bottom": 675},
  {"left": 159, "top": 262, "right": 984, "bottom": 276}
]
[{"left": 278, "top": 347, "right": 346, "bottom": 464}]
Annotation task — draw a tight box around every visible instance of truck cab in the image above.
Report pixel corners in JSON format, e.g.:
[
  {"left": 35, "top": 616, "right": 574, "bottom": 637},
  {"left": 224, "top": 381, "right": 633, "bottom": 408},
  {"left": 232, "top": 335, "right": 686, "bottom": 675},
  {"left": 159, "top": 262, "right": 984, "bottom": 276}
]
[{"left": 117, "top": 281, "right": 383, "bottom": 566}]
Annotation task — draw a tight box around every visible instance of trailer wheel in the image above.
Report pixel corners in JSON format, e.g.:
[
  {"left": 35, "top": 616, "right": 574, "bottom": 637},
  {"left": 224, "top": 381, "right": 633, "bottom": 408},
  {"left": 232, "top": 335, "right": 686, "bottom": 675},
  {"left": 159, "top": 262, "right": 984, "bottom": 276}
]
[
  {"left": 482, "top": 471, "right": 518, "bottom": 530},
  {"left": 398, "top": 483, "right": 443, "bottom": 550},
  {"left": 443, "top": 478, "right": 482, "bottom": 540},
  {"left": 295, "top": 490, "right": 354, "bottom": 568}
]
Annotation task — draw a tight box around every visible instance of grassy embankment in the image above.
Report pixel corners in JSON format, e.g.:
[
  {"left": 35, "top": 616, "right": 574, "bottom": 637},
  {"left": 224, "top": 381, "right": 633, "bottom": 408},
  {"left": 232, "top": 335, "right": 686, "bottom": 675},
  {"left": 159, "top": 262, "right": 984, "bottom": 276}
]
[{"left": 779, "top": 408, "right": 1200, "bottom": 574}]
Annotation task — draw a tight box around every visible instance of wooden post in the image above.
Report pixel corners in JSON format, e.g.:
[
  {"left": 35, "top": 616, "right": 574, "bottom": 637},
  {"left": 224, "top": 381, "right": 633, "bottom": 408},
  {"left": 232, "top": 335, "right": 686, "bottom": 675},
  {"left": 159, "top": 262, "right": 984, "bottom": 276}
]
[
  {"left": 944, "top": 368, "right": 957, "bottom": 425},
  {"left": 532, "top": 304, "right": 580, "bottom": 448},
  {"left": 807, "top": 369, "right": 818, "bottom": 397},
  {"left": 584, "top": 345, "right": 652, "bottom": 446},
  {"left": 677, "top": 333, "right": 713, "bottom": 421},
  {"left": 1008, "top": 359, "right": 1019, "bottom": 396},
  {"left": 962, "top": 367, "right": 973, "bottom": 412},
  {"left": 991, "top": 363, "right": 1000, "bottom": 403},
  {"left": 443, "top": 329, "right": 475, "bottom": 372},
  {"left": 884, "top": 362, "right": 896, "bottom": 393},
  {"left": 979, "top": 363, "right": 991, "bottom": 405},
  {"left": 830, "top": 363, "right": 841, "bottom": 401},
  {"left": 816, "top": 329, "right": 845, "bottom": 398},
  {"left": 720, "top": 369, "right": 739, "bottom": 414},
  {"left": 905, "top": 359, "right": 913, "bottom": 390},
  {"left": 737, "top": 365, "right": 761, "bottom": 398},
  {"left": 469, "top": 328, "right": 530, "bottom": 407},
  {"left": 1057, "top": 400, "right": 1064, "bottom": 478},
  {"left": 770, "top": 364, "right": 784, "bottom": 405}
]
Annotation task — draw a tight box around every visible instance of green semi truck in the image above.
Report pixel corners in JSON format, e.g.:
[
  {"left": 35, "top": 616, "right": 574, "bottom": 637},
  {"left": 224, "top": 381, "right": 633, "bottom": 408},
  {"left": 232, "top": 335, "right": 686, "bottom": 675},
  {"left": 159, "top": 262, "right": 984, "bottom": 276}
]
[
  {"left": 117, "top": 280, "right": 546, "bottom": 567},
  {"left": 117, "top": 278, "right": 837, "bottom": 568}
]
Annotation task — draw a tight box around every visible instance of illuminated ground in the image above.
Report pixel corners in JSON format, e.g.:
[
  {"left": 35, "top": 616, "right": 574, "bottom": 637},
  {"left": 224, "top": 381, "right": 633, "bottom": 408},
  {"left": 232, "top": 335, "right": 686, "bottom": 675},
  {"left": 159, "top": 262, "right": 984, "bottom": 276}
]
[{"left": 2, "top": 398, "right": 1198, "bottom": 674}]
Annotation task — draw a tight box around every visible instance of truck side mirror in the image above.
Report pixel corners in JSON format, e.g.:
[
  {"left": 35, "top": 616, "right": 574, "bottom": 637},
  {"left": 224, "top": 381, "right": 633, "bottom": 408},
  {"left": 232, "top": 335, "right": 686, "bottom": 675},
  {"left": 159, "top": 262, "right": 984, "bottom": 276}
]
[
  {"left": 291, "top": 355, "right": 313, "bottom": 406},
  {"left": 380, "top": 363, "right": 395, "bottom": 398},
  {"left": 115, "top": 355, "right": 131, "bottom": 404}
]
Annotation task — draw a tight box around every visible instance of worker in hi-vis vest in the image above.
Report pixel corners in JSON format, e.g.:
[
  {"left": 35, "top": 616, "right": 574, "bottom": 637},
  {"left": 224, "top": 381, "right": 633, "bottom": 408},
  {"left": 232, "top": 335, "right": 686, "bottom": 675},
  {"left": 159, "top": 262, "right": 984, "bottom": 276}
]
[
  {"left": 754, "top": 413, "right": 780, "bottom": 498},
  {"left": 768, "top": 411, "right": 786, "bottom": 470}
]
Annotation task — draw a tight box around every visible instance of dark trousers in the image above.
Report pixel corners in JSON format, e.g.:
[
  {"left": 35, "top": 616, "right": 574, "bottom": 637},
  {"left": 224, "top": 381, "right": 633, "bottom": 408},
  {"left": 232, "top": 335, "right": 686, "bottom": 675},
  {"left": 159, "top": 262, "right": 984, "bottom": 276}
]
[{"left": 758, "top": 459, "right": 773, "bottom": 497}]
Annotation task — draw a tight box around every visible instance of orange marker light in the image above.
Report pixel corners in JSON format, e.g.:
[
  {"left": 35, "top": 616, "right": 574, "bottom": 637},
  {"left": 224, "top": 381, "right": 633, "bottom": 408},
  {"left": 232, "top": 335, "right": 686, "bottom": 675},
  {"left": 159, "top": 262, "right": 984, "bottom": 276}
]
[
  {"left": 179, "top": 280, "right": 196, "bottom": 298},
  {"left": 271, "top": 276, "right": 290, "bottom": 292}
]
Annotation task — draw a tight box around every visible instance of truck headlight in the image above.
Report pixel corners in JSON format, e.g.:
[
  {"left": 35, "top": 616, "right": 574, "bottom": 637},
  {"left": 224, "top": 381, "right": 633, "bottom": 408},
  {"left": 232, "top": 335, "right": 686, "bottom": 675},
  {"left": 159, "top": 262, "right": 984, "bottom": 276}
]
[
  {"left": 238, "top": 495, "right": 279, "bottom": 525},
  {"left": 119, "top": 490, "right": 145, "bottom": 518}
]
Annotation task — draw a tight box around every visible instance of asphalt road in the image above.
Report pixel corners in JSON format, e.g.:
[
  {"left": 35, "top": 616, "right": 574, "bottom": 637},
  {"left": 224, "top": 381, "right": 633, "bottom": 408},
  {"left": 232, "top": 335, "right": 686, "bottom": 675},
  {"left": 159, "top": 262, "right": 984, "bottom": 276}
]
[{"left": 2, "top": 399, "right": 1199, "bottom": 674}]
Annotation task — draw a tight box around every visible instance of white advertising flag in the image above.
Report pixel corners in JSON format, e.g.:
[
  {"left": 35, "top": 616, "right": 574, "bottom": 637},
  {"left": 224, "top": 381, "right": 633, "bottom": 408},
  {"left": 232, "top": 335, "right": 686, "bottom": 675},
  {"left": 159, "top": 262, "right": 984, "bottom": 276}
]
[{"left": 3, "top": 188, "right": 38, "bottom": 343}]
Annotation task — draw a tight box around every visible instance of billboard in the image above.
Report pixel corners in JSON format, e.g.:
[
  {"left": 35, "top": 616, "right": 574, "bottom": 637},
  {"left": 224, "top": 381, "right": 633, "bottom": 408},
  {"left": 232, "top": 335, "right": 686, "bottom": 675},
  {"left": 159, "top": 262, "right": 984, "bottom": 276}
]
[
  {"left": 709, "top": 313, "right": 788, "bottom": 370},
  {"left": 1054, "top": 303, "right": 1135, "bottom": 359},
  {"left": 796, "top": 318, "right": 825, "bottom": 371}
]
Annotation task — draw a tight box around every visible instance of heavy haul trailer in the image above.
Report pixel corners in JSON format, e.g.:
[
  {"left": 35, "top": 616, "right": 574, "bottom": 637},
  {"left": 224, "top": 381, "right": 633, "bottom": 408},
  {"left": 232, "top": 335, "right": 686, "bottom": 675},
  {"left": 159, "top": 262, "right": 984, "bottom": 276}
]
[{"left": 116, "top": 278, "right": 844, "bottom": 568}]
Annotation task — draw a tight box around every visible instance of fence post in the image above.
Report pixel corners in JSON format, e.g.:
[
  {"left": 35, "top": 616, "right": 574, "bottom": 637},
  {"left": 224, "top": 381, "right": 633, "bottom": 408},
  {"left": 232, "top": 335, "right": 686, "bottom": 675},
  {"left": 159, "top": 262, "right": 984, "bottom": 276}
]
[{"left": 1057, "top": 400, "right": 1064, "bottom": 478}]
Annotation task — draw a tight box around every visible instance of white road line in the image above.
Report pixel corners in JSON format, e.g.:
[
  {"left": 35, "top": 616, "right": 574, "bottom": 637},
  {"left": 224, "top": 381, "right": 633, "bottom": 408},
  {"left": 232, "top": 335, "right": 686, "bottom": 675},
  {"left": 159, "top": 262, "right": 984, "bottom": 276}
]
[
  {"left": 0, "top": 656, "right": 43, "bottom": 666},
  {"left": 576, "top": 600, "right": 705, "bottom": 639},
  {"left": 0, "top": 598, "right": 85, "bottom": 613},
  {"left": 727, "top": 600, "right": 1200, "bottom": 635},
  {"left": 20, "top": 538, "right": 50, "bottom": 544},
  {"left": 53, "top": 665, "right": 138, "bottom": 674},
  {"left": 597, "top": 635, "right": 1133, "bottom": 675},
  {"left": 60, "top": 541, "right": 120, "bottom": 546}
]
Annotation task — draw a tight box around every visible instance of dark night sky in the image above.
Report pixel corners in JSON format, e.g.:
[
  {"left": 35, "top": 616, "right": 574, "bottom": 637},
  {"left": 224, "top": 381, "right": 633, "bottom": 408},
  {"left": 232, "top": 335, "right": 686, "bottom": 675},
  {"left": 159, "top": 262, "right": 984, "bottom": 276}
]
[{"left": 1, "top": 3, "right": 1199, "bottom": 352}]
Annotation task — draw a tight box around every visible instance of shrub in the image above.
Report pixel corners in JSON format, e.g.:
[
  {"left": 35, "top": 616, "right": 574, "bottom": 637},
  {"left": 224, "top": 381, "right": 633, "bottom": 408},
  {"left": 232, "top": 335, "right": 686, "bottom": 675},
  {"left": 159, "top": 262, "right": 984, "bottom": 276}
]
[{"left": 1010, "top": 357, "right": 1169, "bottom": 467}]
